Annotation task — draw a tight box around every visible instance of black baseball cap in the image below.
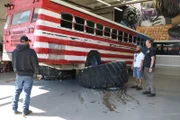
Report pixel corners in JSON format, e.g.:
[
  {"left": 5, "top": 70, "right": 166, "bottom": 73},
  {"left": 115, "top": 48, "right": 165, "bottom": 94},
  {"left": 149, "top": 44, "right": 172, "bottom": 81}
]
[{"left": 20, "top": 36, "right": 30, "bottom": 42}]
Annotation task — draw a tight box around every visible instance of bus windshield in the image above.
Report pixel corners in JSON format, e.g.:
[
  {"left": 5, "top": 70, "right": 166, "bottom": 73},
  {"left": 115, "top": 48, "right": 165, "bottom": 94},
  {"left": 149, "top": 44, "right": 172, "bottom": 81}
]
[{"left": 12, "top": 10, "right": 31, "bottom": 25}]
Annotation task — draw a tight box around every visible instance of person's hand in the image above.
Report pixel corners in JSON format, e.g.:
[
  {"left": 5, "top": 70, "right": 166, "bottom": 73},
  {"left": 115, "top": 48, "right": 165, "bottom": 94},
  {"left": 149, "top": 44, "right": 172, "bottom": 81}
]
[
  {"left": 37, "top": 75, "right": 42, "bottom": 80},
  {"left": 131, "top": 66, "right": 133, "bottom": 70},
  {"left": 149, "top": 68, "right": 153, "bottom": 73},
  {"left": 139, "top": 67, "right": 142, "bottom": 72}
]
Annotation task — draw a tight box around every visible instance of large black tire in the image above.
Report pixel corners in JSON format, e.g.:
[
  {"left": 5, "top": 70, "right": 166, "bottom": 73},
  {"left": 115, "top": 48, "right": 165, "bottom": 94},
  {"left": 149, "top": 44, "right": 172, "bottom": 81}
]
[
  {"left": 78, "top": 61, "right": 128, "bottom": 89},
  {"left": 40, "top": 66, "right": 76, "bottom": 80}
]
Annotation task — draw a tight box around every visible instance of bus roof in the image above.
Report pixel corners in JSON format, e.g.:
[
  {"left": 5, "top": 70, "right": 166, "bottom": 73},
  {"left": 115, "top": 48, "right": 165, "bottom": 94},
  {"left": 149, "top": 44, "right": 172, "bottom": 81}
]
[{"left": 51, "top": 0, "right": 150, "bottom": 39}]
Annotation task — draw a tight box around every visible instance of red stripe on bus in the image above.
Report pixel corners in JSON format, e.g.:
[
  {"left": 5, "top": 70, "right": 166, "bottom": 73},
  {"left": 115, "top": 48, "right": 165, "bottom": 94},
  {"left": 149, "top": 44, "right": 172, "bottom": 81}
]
[
  {"left": 35, "top": 36, "right": 135, "bottom": 53},
  {"left": 39, "top": 58, "right": 132, "bottom": 65},
  {"left": 38, "top": 59, "right": 85, "bottom": 64},
  {"left": 38, "top": 14, "right": 60, "bottom": 24},
  {"left": 102, "top": 61, "right": 133, "bottom": 65}
]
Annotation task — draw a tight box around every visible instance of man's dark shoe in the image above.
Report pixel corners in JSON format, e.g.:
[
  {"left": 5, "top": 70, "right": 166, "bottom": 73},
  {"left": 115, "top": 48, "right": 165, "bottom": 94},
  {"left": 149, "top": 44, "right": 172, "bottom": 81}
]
[
  {"left": 136, "top": 87, "right": 142, "bottom": 90},
  {"left": 22, "top": 110, "right": 32, "bottom": 116},
  {"left": 13, "top": 111, "right": 21, "bottom": 115},
  {"left": 142, "top": 91, "right": 151, "bottom": 95},
  {"left": 131, "top": 85, "right": 137, "bottom": 88},
  {"left": 147, "top": 93, "right": 156, "bottom": 97}
]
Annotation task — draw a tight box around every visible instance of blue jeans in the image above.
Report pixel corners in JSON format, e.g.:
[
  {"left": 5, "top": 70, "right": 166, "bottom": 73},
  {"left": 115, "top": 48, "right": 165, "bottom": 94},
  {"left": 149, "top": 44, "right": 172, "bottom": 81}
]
[
  {"left": 12, "top": 75, "right": 33, "bottom": 113},
  {"left": 133, "top": 67, "right": 142, "bottom": 79}
]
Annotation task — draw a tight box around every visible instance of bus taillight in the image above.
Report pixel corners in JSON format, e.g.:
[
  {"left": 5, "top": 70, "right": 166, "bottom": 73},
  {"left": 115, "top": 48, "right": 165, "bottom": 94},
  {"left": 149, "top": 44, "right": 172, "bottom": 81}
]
[
  {"left": 5, "top": 30, "right": 10, "bottom": 36},
  {"left": 27, "top": 28, "right": 34, "bottom": 33}
]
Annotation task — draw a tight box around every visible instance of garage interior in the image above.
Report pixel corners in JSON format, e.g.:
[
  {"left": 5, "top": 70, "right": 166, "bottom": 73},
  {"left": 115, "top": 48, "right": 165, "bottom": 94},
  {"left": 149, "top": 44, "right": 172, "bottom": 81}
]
[{"left": 0, "top": 0, "right": 180, "bottom": 120}]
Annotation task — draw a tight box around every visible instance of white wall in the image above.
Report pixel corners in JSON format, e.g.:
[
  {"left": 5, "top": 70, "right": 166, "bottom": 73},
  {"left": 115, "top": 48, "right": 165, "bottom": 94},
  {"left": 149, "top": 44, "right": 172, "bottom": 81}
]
[
  {"left": 155, "top": 55, "right": 180, "bottom": 77},
  {"left": 0, "top": 0, "right": 9, "bottom": 43}
]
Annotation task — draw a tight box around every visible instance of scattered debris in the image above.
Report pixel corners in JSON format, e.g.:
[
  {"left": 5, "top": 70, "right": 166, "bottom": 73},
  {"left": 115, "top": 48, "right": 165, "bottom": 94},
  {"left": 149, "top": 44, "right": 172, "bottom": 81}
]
[
  {"left": 148, "top": 103, "right": 155, "bottom": 105},
  {"left": 5, "top": 79, "right": 15, "bottom": 83},
  {"left": 107, "top": 87, "right": 120, "bottom": 91},
  {"left": 60, "top": 93, "right": 64, "bottom": 96},
  {"left": 78, "top": 93, "right": 85, "bottom": 104},
  {"left": 90, "top": 100, "right": 96, "bottom": 103},
  {"left": 103, "top": 111, "right": 108, "bottom": 114},
  {"left": 72, "top": 90, "right": 77, "bottom": 93}
]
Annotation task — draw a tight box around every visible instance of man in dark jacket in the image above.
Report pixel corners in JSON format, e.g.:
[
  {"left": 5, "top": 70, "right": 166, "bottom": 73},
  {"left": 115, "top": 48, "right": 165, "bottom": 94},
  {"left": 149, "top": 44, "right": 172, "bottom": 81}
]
[{"left": 12, "top": 36, "right": 42, "bottom": 116}]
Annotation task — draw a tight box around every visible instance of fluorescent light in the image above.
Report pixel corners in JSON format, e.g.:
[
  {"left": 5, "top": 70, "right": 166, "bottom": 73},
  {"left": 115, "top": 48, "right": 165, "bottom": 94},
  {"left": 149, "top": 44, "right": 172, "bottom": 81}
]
[
  {"left": 114, "top": 7, "right": 123, "bottom": 11},
  {"left": 97, "top": 0, "right": 111, "bottom": 6}
]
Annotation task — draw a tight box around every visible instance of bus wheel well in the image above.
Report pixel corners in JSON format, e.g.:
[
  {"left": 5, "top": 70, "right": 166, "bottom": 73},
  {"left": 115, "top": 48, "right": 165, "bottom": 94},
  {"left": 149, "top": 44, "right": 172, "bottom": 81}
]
[
  {"left": 87, "top": 50, "right": 100, "bottom": 56},
  {"left": 85, "top": 51, "right": 101, "bottom": 67}
]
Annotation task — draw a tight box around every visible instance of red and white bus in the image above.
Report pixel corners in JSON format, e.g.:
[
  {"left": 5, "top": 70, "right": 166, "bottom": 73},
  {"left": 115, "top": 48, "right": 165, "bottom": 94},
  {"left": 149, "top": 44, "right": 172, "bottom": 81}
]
[{"left": 3, "top": 0, "right": 150, "bottom": 70}]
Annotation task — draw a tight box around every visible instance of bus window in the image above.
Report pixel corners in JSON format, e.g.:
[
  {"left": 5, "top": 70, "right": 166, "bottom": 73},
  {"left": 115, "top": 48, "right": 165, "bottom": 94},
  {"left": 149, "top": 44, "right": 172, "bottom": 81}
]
[
  {"left": 32, "top": 8, "right": 39, "bottom": 22},
  {"left": 112, "top": 29, "right": 117, "bottom": 40},
  {"left": 61, "top": 12, "right": 73, "bottom": 29},
  {"left": 141, "top": 39, "right": 145, "bottom": 46},
  {"left": 124, "top": 33, "right": 128, "bottom": 42},
  {"left": 12, "top": 10, "right": 31, "bottom": 25},
  {"left": 141, "top": 42, "right": 144, "bottom": 46},
  {"left": 104, "top": 27, "right": 110, "bottom": 37},
  {"left": 86, "top": 20, "right": 94, "bottom": 34},
  {"left": 118, "top": 31, "right": 123, "bottom": 42},
  {"left": 133, "top": 36, "right": 137, "bottom": 44},
  {"left": 129, "top": 34, "right": 132, "bottom": 43},
  {"left": 4, "top": 15, "right": 10, "bottom": 29},
  {"left": 137, "top": 37, "right": 141, "bottom": 45},
  {"left": 75, "top": 16, "right": 84, "bottom": 32},
  {"left": 96, "top": 23, "right": 103, "bottom": 36},
  {"left": 154, "top": 42, "right": 180, "bottom": 55}
]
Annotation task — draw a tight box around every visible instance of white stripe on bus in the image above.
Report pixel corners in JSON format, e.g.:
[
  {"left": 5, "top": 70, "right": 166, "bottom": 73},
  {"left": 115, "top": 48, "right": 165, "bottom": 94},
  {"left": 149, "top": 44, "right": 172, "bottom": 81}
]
[
  {"left": 34, "top": 42, "right": 134, "bottom": 56},
  {"left": 38, "top": 8, "right": 61, "bottom": 19},
  {"left": 37, "top": 53, "right": 133, "bottom": 61}
]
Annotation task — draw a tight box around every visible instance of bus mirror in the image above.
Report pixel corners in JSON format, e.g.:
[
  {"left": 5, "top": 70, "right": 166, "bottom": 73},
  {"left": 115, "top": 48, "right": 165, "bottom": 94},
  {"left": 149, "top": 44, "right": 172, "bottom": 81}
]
[
  {"left": 4, "top": 3, "right": 11, "bottom": 8},
  {"left": 4, "top": 3, "right": 14, "bottom": 10}
]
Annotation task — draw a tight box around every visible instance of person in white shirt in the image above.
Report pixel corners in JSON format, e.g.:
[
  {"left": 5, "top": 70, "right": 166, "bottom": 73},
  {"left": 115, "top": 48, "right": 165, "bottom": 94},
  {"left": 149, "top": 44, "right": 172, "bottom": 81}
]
[{"left": 131, "top": 45, "right": 145, "bottom": 90}]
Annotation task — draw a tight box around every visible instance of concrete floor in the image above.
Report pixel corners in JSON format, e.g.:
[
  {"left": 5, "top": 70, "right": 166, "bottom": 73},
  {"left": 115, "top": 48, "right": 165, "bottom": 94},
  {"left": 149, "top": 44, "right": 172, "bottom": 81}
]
[{"left": 0, "top": 72, "right": 180, "bottom": 120}]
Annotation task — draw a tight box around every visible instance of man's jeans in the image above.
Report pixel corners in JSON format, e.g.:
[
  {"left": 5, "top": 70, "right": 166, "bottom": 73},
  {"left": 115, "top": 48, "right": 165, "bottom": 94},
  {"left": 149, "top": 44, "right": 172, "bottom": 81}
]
[{"left": 12, "top": 75, "right": 33, "bottom": 113}]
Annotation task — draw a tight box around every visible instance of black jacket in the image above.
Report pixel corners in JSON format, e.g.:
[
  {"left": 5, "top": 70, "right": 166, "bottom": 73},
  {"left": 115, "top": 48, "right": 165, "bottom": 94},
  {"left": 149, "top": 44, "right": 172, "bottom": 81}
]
[{"left": 12, "top": 44, "right": 39, "bottom": 76}]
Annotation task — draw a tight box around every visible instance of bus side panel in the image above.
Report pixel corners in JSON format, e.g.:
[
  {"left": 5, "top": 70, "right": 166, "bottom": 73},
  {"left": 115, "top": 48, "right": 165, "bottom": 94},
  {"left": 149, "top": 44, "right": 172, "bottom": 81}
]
[{"left": 33, "top": 0, "right": 149, "bottom": 67}]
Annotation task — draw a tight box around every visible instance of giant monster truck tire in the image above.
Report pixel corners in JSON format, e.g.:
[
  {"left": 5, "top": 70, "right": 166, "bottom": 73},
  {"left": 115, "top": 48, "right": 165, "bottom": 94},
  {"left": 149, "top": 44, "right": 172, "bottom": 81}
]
[{"left": 78, "top": 61, "right": 128, "bottom": 89}]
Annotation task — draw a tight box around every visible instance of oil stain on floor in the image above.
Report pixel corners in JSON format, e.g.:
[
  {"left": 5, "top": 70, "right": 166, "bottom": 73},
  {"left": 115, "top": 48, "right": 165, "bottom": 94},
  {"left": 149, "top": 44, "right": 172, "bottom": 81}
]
[
  {"left": 77, "top": 85, "right": 140, "bottom": 113},
  {"left": 101, "top": 86, "right": 140, "bottom": 112}
]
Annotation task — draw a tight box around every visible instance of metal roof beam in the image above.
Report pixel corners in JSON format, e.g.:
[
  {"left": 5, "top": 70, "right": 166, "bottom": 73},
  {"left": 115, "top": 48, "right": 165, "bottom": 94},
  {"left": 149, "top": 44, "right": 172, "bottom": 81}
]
[
  {"left": 62, "top": 0, "right": 93, "bottom": 10},
  {"left": 94, "top": 0, "right": 153, "bottom": 10}
]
